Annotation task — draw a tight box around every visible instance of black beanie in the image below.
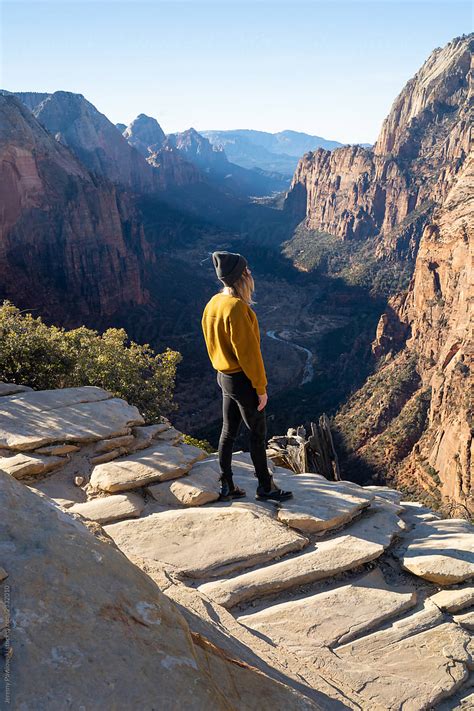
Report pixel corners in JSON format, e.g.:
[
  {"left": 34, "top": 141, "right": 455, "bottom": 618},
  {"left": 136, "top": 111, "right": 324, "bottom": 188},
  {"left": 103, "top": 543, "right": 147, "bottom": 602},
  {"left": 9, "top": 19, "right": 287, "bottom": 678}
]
[{"left": 212, "top": 251, "right": 247, "bottom": 286}]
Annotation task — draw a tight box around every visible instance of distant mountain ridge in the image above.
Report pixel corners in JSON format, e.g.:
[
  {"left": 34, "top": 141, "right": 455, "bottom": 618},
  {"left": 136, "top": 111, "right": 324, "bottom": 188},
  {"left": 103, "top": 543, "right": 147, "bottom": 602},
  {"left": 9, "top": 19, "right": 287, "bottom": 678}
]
[
  {"left": 120, "top": 117, "right": 289, "bottom": 196},
  {"left": 201, "top": 129, "right": 345, "bottom": 175}
]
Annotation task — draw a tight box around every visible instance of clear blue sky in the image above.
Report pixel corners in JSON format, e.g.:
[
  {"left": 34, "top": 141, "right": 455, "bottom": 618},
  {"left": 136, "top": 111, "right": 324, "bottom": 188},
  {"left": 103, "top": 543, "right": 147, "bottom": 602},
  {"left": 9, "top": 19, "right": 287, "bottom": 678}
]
[{"left": 1, "top": 1, "right": 471, "bottom": 143}]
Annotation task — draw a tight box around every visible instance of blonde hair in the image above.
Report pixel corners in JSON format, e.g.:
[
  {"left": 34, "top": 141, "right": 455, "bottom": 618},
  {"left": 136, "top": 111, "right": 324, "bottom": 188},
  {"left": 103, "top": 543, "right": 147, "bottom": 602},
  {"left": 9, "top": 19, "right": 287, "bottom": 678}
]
[{"left": 221, "top": 267, "right": 255, "bottom": 305}]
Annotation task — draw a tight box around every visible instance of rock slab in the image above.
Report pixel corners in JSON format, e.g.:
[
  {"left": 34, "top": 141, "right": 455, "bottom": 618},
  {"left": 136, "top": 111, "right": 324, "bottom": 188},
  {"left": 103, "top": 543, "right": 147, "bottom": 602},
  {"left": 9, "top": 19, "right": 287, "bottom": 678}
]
[
  {"left": 274, "top": 472, "right": 374, "bottom": 533},
  {"left": 333, "top": 602, "right": 472, "bottom": 710},
  {"left": 0, "top": 471, "right": 318, "bottom": 710},
  {"left": 0, "top": 386, "right": 144, "bottom": 451},
  {"left": 396, "top": 518, "right": 474, "bottom": 584},
  {"left": 68, "top": 493, "right": 145, "bottom": 524},
  {"left": 238, "top": 570, "right": 417, "bottom": 652},
  {"left": 430, "top": 586, "right": 474, "bottom": 612},
  {"left": 147, "top": 464, "right": 221, "bottom": 507},
  {"left": 105, "top": 505, "right": 309, "bottom": 579},
  {"left": 199, "top": 499, "right": 405, "bottom": 608},
  {"left": 0, "top": 453, "right": 64, "bottom": 479},
  {"left": 90, "top": 441, "right": 207, "bottom": 492}
]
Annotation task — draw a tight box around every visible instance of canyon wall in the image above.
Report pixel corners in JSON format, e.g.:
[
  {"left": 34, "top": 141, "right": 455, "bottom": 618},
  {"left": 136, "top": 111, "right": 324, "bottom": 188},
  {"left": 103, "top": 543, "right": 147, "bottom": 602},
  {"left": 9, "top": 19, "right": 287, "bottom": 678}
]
[
  {"left": 285, "top": 35, "right": 472, "bottom": 258},
  {"left": 336, "top": 153, "right": 473, "bottom": 514},
  {"left": 0, "top": 93, "right": 153, "bottom": 325}
]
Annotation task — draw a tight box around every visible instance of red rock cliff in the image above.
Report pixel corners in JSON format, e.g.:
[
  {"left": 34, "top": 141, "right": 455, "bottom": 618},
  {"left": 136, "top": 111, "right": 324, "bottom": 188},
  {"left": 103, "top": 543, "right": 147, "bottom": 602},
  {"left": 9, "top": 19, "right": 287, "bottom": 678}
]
[
  {"left": 336, "top": 153, "right": 473, "bottom": 514},
  {"left": 285, "top": 35, "right": 472, "bottom": 258},
  {"left": 0, "top": 94, "right": 152, "bottom": 325}
]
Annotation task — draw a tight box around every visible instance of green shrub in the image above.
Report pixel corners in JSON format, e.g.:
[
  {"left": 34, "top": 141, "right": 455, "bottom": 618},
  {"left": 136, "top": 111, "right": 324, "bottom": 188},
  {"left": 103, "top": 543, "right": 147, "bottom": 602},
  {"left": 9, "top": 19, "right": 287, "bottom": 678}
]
[
  {"left": 182, "top": 435, "right": 215, "bottom": 454},
  {"left": 0, "top": 301, "right": 181, "bottom": 422}
]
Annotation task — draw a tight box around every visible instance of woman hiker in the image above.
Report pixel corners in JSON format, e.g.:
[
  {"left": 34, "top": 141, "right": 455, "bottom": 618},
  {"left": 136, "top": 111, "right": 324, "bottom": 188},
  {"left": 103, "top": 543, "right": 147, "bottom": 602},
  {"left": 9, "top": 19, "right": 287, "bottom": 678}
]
[{"left": 201, "top": 250, "right": 293, "bottom": 502}]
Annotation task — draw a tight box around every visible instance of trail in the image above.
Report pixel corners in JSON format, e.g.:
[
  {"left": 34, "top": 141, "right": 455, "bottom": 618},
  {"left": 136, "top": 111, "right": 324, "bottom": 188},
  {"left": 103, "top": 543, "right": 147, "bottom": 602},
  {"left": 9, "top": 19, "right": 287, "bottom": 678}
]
[{"left": 266, "top": 330, "right": 314, "bottom": 385}]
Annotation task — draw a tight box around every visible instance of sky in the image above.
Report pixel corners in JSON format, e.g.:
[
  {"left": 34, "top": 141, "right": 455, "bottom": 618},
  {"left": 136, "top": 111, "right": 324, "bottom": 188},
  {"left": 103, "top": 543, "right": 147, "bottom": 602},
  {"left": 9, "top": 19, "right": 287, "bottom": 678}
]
[{"left": 1, "top": 1, "right": 472, "bottom": 144}]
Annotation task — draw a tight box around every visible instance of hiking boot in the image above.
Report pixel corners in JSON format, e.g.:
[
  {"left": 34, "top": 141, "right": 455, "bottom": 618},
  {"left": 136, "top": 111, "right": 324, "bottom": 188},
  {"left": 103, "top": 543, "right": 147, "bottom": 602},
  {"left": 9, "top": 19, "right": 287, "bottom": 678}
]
[
  {"left": 219, "top": 479, "right": 246, "bottom": 501},
  {"left": 255, "top": 477, "right": 293, "bottom": 502}
]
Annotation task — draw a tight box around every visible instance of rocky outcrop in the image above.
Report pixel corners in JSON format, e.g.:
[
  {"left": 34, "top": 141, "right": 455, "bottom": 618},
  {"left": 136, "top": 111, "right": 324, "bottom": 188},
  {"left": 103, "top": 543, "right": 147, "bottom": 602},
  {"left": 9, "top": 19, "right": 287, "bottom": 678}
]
[
  {"left": 0, "top": 465, "right": 318, "bottom": 709},
  {"left": 285, "top": 34, "right": 472, "bottom": 258},
  {"left": 147, "top": 138, "right": 204, "bottom": 187},
  {"left": 1, "top": 383, "right": 472, "bottom": 709},
  {"left": 121, "top": 115, "right": 206, "bottom": 188},
  {"left": 202, "top": 128, "right": 343, "bottom": 175},
  {"left": 169, "top": 127, "right": 228, "bottom": 170},
  {"left": 335, "top": 153, "right": 473, "bottom": 514},
  {"left": 0, "top": 93, "right": 153, "bottom": 324},
  {"left": 122, "top": 113, "right": 166, "bottom": 156}
]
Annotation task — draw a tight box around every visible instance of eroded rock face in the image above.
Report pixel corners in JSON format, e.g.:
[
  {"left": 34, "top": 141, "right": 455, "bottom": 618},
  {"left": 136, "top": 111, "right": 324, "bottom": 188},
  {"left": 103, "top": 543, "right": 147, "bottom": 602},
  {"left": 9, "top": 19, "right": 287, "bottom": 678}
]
[
  {"left": 122, "top": 113, "right": 166, "bottom": 157},
  {"left": 284, "top": 35, "right": 472, "bottom": 258},
  {"left": 336, "top": 153, "right": 473, "bottom": 513},
  {"left": 14, "top": 91, "right": 158, "bottom": 193},
  {"left": 0, "top": 93, "right": 152, "bottom": 324}
]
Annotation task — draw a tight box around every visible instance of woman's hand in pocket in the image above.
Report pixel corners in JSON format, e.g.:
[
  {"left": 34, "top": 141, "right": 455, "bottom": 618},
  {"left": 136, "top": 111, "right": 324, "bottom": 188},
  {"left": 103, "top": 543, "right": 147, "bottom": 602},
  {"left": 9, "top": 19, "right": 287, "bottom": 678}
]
[{"left": 257, "top": 392, "right": 268, "bottom": 411}]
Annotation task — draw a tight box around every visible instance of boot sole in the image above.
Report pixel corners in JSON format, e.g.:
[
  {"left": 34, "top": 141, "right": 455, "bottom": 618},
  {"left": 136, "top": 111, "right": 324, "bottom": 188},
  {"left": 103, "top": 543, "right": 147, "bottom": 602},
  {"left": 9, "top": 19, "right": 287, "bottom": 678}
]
[{"left": 255, "top": 492, "right": 293, "bottom": 502}]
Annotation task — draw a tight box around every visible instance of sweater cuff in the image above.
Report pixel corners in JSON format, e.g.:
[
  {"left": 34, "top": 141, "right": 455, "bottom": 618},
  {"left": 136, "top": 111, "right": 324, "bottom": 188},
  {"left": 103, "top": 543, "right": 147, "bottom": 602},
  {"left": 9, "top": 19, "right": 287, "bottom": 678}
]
[{"left": 256, "top": 385, "right": 267, "bottom": 396}]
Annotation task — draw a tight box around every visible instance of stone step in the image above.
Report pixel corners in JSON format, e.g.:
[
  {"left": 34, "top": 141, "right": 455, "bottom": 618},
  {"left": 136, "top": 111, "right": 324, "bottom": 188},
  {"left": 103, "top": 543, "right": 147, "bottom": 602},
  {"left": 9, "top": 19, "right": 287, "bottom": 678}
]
[
  {"left": 331, "top": 601, "right": 473, "bottom": 710},
  {"left": 429, "top": 586, "right": 474, "bottom": 613},
  {"left": 363, "top": 485, "right": 404, "bottom": 504},
  {"left": 453, "top": 610, "right": 474, "bottom": 630},
  {"left": 68, "top": 493, "right": 145, "bottom": 524},
  {"left": 90, "top": 441, "right": 207, "bottom": 492},
  {"left": 147, "top": 464, "right": 220, "bottom": 507},
  {"left": 237, "top": 569, "right": 417, "bottom": 653},
  {"left": 394, "top": 518, "right": 474, "bottom": 584},
  {"left": 104, "top": 504, "right": 309, "bottom": 579},
  {"left": 0, "top": 386, "right": 144, "bottom": 451},
  {"left": 198, "top": 498, "right": 406, "bottom": 608},
  {"left": 0, "top": 452, "right": 64, "bottom": 479}
]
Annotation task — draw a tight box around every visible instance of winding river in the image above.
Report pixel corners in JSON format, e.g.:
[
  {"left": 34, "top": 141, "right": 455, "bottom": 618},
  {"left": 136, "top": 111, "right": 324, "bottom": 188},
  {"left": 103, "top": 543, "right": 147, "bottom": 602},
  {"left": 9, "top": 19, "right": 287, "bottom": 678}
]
[{"left": 266, "top": 330, "right": 314, "bottom": 385}]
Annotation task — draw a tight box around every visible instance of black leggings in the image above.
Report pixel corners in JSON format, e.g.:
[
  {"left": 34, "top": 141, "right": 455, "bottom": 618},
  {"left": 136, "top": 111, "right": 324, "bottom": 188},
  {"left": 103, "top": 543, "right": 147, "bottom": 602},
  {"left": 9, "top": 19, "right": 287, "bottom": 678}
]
[{"left": 217, "top": 370, "right": 272, "bottom": 489}]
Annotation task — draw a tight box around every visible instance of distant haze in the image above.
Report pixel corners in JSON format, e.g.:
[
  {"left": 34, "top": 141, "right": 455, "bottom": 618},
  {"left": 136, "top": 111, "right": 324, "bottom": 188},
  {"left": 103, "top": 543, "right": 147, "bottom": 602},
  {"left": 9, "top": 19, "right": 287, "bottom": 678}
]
[{"left": 1, "top": 1, "right": 471, "bottom": 144}]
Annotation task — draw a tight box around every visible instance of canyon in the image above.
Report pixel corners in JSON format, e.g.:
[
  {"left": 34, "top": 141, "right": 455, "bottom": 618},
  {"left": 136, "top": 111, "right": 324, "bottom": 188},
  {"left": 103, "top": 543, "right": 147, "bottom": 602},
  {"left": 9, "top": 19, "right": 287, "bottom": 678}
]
[{"left": 0, "top": 33, "right": 472, "bottom": 519}]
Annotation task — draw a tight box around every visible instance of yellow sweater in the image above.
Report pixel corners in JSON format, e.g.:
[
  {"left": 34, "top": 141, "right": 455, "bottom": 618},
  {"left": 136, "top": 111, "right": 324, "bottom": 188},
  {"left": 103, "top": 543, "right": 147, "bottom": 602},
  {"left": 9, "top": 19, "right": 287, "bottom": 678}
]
[{"left": 201, "top": 293, "right": 267, "bottom": 395}]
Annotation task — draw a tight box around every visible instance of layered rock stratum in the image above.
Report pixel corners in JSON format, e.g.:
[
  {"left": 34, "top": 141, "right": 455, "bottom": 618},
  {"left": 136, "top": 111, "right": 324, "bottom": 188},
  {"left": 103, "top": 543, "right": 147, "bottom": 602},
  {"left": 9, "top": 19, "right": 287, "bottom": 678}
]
[{"left": 1, "top": 384, "right": 473, "bottom": 709}]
